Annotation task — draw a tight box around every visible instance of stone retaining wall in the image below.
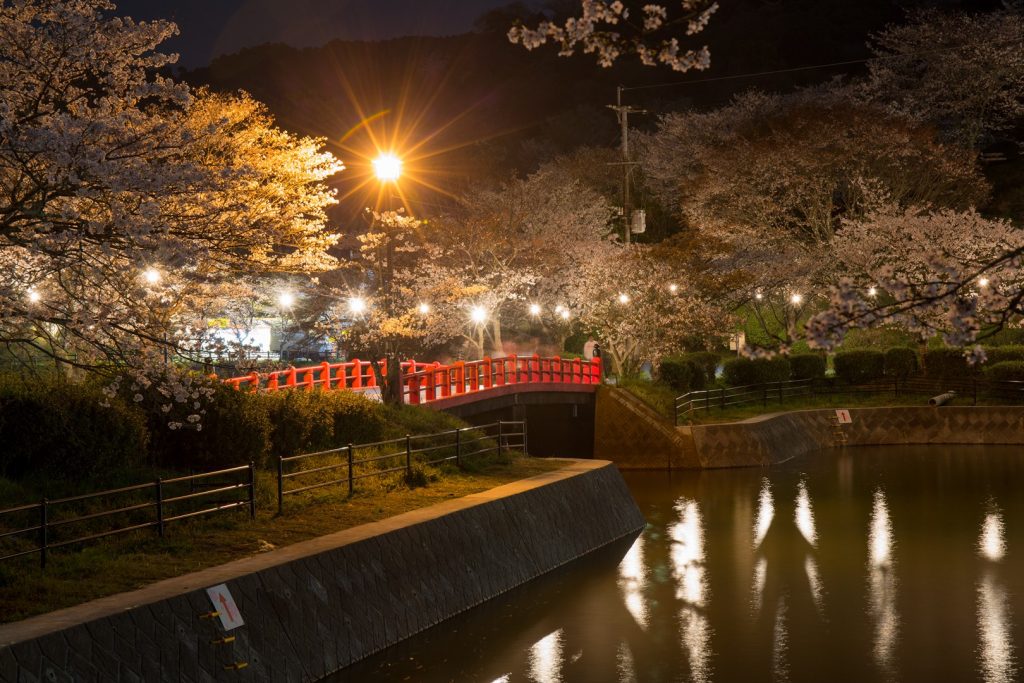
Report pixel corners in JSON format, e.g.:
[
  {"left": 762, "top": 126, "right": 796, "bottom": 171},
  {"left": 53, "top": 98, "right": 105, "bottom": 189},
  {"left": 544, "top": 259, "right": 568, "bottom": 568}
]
[
  {"left": 689, "top": 406, "right": 1024, "bottom": 468},
  {"left": 0, "top": 460, "right": 643, "bottom": 682},
  {"left": 593, "top": 388, "right": 1024, "bottom": 469}
]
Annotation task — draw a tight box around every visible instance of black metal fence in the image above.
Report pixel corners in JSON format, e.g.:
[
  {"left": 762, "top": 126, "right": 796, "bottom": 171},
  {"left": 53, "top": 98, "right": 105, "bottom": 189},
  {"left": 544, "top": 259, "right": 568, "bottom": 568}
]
[
  {"left": 276, "top": 420, "right": 526, "bottom": 513},
  {"left": 0, "top": 464, "right": 256, "bottom": 569},
  {"left": 675, "top": 377, "right": 1024, "bottom": 424},
  {"left": 0, "top": 420, "right": 527, "bottom": 568}
]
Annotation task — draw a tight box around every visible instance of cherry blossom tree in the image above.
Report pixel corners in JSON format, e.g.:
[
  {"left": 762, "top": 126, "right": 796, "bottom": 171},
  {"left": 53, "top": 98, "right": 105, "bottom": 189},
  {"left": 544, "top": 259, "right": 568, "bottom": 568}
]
[
  {"left": 317, "top": 210, "right": 483, "bottom": 404},
  {"left": 864, "top": 7, "right": 1024, "bottom": 148},
  {"left": 0, "top": 0, "right": 343, "bottom": 423},
  {"left": 508, "top": 0, "right": 718, "bottom": 72},
  {"left": 637, "top": 88, "right": 989, "bottom": 349},
  {"left": 427, "top": 165, "right": 613, "bottom": 355},
  {"left": 564, "top": 243, "right": 722, "bottom": 376},
  {"left": 809, "top": 202, "right": 1024, "bottom": 358}
]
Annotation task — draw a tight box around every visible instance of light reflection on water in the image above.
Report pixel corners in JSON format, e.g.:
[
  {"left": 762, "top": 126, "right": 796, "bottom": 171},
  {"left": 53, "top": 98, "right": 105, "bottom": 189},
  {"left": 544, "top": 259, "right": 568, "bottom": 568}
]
[
  {"left": 617, "top": 536, "right": 648, "bottom": 628},
  {"left": 978, "top": 503, "right": 1016, "bottom": 683},
  {"left": 868, "top": 488, "right": 899, "bottom": 679},
  {"left": 670, "top": 498, "right": 711, "bottom": 683},
  {"left": 328, "top": 445, "right": 1024, "bottom": 683}
]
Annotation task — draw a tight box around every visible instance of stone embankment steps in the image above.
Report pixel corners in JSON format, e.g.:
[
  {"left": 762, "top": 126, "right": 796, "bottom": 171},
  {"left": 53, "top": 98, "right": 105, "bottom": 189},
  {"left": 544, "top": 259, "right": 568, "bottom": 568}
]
[
  {"left": 0, "top": 460, "right": 644, "bottom": 683},
  {"left": 595, "top": 387, "right": 1024, "bottom": 469}
]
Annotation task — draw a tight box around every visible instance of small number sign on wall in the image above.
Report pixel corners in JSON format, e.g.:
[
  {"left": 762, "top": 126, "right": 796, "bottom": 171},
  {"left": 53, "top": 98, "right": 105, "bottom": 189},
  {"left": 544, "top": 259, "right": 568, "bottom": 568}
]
[{"left": 835, "top": 409, "right": 852, "bottom": 424}]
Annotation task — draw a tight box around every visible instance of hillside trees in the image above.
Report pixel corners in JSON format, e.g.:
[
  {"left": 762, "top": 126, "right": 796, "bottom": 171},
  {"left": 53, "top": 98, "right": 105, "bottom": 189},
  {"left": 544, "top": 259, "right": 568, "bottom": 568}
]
[{"left": 864, "top": 8, "right": 1024, "bottom": 148}]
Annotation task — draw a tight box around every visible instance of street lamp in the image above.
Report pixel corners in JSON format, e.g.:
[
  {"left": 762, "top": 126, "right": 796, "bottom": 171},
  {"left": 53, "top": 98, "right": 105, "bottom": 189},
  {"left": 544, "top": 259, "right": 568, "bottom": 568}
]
[
  {"left": 417, "top": 302, "right": 430, "bottom": 315},
  {"left": 979, "top": 277, "right": 990, "bottom": 288},
  {"left": 373, "top": 153, "right": 402, "bottom": 182},
  {"left": 560, "top": 309, "right": 570, "bottom": 321},
  {"left": 617, "top": 293, "right": 630, "bottom": 305},
  {"left": 143, "top": 268, "right": 161, "bottom": 285},
  {"left": 790, "top": 293, "right": 803, "bottom": 305},
  {"left": 470, "top": 306, "right": 487, "bottom": 324},
  {"left": 868, "top": 286, "right": 878, "bottom": 298},
  {"left": 348, "top": 297, "right": 367, "bottom": 315},
  {"left": 27, "top": 288, "right": 40, "bottom": 303},
  {"left": 668, "top": 283, "right": 679, "bottom": 294},
  {"left": 278, "top": 291, "right": 296, "bottom": 309},
  {"left": 529, "top": 303, "right": 541, "bottom": 317}
]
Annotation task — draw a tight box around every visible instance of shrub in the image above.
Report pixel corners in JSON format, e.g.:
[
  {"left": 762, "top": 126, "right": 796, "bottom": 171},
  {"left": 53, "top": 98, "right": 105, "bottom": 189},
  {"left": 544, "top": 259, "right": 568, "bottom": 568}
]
[
  {"left": 833, "top": 350, "right": 885, "bottom": 385},
  {"left": 984, "top": 361, "right": 1024, "bottom": 382},
  {"left": 722, "top": 357, "right": 791, "bottom": 386},
  {"left": 984, "top": 346, "right": 1024, "bottom": 364},
  {"left": 684, "top": 352, "right": 721, "bottom": 384},
  {"left": 659, "top": 356, "right": 706, "bottom": 392},
  {"left": 883, "top": 347, "right": 919, "bottom": 379},
  {"left": 147, "top": 382, "right": 272, "bottom": 470},
  {"left": 923, "top": 348, "right": 977, "bottom": 379},
  {"left": 0, "top": 380, "right": 149, "bottom": 480},
  {"left": 790, "top": 353, "right": 826, "bottom": 381},
  {"left": 260, "top": 389, "right": 386, "bottom": 460}
]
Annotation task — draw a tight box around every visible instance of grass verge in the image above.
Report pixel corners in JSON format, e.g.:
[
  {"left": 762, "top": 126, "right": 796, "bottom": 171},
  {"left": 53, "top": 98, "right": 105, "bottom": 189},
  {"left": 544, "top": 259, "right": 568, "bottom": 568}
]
[{"left": 0, "top": 455, "right": 565, "bottom": 624}]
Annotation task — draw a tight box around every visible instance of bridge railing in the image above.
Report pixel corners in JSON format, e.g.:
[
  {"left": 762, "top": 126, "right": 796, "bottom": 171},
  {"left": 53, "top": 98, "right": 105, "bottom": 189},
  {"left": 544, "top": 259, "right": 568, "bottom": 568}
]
[{"left": 224, "top": 355, "right": 602, "bottom": 404}]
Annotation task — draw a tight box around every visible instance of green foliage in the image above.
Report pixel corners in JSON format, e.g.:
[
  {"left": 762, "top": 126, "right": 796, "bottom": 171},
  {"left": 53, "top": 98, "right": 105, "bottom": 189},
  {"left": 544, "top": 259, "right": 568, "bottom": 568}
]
[
  {"left": 722, "top": 357, "right": 791, "bottom": 386},
  {"left": 840, "top": 328, "right": 918, "bottom": 350},
  {"left": 0, "top": 379, "right": 149, "bottom": 481},
  {"left": 984, "top": 361, "right": 1024, "bottom": 382},
  {"left": 659, "top": 356, "right": 706, "bottom": 392},
  {"left": 619, "top": 378, "right": 677, "bottom": 419},
  {"left": 833, "top": 350, "right": 885, "bottom": 384},
  {"left": 789, "top": 353, "right": 826, "bottom": 381},
  {"left": 984, "top": 346, "right": 1024, "bottom": 364},
  {"left": 683, "top": 352, "right": 721, "bottom": 384},
  {"left": 981, "top": 327, "right": 1024, "bottom": 346},
  {"left": 923, "top": 348, "right": 977, "bottom": 379},
  {"left": 259, "top": 390, "right": 384, "bottom": 460},
  {"left": 883, "top": 347, "right": 919, "bottom": 379},
  {"left": 147, "top": 383, "right": 272, "bottom": 470}
]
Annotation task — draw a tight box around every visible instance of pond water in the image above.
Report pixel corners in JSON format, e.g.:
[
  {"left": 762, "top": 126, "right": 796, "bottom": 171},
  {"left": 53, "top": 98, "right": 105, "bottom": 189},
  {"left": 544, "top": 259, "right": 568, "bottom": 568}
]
[{"left": 329, "top": 445, "right": 1024, "bottom": 683}]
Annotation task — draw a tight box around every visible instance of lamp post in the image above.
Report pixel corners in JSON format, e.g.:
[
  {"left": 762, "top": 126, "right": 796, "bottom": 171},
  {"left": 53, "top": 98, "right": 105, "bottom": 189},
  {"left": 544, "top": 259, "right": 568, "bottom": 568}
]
[{"left": 373, "top": 153, "right": 405, "bottom": 403}]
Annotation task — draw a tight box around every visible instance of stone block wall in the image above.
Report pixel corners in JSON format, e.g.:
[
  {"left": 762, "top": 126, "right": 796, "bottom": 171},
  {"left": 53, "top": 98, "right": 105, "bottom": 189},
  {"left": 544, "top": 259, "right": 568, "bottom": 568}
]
[{"left": 0, "top": 461, "right": 643, "bottom": 682}]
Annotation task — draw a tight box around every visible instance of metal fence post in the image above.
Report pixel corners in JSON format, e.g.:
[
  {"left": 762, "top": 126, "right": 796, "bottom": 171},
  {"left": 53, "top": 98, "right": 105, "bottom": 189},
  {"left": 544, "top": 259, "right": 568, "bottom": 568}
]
[
  {"left": 778, "top": 381, "right": 783, "bottom": 404},
  {"left": 719, "top": 388, "right": 725, "bottom": 410},
  {"left": 347, "top": 444, "right": 354, "bottom": 495},
  {"left": 156, "top": 478, "right": 164, "bottom": 538},
  {"left": 39, "top": 498, "right": 48, "bottom": 570},
  {"left": 405, "top": 435, "right": 412, "bottom": 476},
  {"left": 497, "top": 421, "right": 503, "bottom": 456},
  {"left": 277, "top": 456, "right": 284, "bottom": 515},
  {"left": 248, "top": 461, "right": 256, "bottom": 520},
  {"left": 523, "top": 419, "right": 529, "bottom": 455},
  {"left": 455, "top": 429, "right": 461, "bottom": 466}
]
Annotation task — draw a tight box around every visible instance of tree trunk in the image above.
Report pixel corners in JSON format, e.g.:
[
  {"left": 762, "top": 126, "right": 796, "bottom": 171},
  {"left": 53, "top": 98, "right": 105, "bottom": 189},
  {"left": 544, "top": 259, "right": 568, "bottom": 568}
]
[{"left": 489, "top": 318, "right": 504, "bottom": 357}]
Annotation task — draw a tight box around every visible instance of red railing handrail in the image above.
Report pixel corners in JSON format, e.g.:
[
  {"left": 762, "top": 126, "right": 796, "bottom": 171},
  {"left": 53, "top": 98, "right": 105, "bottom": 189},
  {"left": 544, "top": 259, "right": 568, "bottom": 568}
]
[{"left": 222, "top": 354, "right": 602, "bottom": 405}]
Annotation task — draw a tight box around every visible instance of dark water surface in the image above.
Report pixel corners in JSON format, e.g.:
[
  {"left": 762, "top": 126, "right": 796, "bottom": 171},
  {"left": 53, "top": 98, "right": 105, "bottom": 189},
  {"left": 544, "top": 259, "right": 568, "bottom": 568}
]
[{"left": 329, "top": 445, "right": 1024, "bottom": 683}]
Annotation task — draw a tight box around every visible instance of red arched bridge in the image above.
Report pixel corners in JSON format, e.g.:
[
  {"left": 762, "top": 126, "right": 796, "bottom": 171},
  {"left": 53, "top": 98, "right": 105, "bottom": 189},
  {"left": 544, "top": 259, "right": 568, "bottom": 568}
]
[{"left": 224, "top": 354, "right": 603, "bottom": 407}]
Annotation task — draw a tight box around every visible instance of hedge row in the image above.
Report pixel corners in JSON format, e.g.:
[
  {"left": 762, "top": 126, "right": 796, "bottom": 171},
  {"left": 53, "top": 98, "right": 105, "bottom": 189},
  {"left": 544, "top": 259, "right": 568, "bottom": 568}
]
[
  {"left": 0, "top": 378, "right": 432, "bottom": 481},
  {"left": 659, "top": 352, "right": 726, "bottom": 392}
]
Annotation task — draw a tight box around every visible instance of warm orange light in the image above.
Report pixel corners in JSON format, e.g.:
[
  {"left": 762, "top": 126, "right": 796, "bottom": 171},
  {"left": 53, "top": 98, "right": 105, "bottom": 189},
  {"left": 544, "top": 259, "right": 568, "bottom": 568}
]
[{"left": 373, "top": 154, "right": 402, "bottom": 182}]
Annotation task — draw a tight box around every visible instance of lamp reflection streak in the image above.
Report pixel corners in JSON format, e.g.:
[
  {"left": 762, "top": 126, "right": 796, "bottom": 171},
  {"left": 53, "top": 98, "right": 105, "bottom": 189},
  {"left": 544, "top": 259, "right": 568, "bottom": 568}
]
[
  {"left": 753, "top": 479, "right": 775, "bottom": 548},
  {"left": 772, "top": 597, "right": 790, "bottom": 683},
  {"left": 528, "top": 629, "right": 563, "bottom": 683},
  {"left": 805, "top": 555, "right": 825, "bottom": 615},
  {"left": 618, "top": 536, "right": 649, "bottom": 628},
  {"left": 617, "top": 642, "right": 638, "bottom": 683},
  {"left": 794, "top": 480, "right": 817, "bottom": 547},
  {"left": 978, "top": 505, "right": 1015, "bottom": 683},
  {"left": 670, "top": 498, "right": 712, "bottom": 683},
  {"left": 867, "top": 489, "right": 898, "bottom": 676}
]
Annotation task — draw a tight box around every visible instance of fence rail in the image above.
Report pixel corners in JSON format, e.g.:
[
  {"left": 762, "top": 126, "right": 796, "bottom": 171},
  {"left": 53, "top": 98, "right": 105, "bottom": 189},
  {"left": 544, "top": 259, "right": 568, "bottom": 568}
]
[
  {"left": 0, "top": 420, "right": 528, "bottom": 569},
  {"left": 276, "top": 420, "right": 526, "bottom": 513},
  {"left": 0, "top": 464, "right": 256, "bottom": 569},
  {"left": 223, "top": 355, "right": 601, "bottom": 405},
  {"left": 674, "top": 376, "right": 1024, "bottom": 424}
]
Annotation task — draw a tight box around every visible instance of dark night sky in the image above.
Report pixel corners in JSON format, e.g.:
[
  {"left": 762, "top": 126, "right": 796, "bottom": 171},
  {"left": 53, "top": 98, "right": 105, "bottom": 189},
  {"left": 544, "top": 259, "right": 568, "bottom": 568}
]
[{"left": 114, "top": 0, "right": 513, "bottom": 67}]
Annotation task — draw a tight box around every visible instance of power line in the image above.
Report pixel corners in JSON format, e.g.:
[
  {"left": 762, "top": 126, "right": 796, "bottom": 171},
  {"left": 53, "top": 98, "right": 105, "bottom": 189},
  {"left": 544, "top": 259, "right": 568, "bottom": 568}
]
[{"left": 622, "top": 37, "right": 1023, "bottom": 93}]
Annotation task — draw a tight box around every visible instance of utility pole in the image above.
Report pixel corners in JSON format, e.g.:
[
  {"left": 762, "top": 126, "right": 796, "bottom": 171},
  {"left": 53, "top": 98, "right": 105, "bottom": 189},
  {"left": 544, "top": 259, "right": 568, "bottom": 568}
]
[{"left": 607, "top": 85, "right": 645, "bottom": 246}]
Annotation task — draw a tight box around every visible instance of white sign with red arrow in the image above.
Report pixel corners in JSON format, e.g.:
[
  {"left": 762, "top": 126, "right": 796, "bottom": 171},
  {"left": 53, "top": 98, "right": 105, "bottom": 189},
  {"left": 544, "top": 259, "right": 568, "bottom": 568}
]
[{"left": 206, "top": 583, "right": 244, "bottom": 631}]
